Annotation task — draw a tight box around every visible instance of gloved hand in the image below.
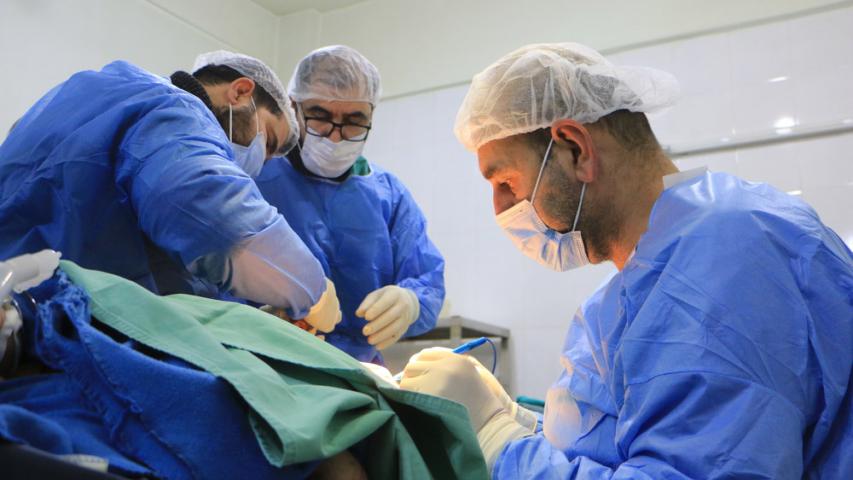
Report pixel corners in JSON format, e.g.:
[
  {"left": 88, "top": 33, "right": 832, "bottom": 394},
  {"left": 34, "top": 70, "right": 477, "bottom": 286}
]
[
  {"left": 360, "top": 362, "right": 400, "bottom": 389},
  {"left": 401, "top": 348, "right": 532, "bottom": 471},
  {"left": 303, "top": 278, "right": 342, "bottom": 333},
  {"left": 409, "top": 348, "right": 539, "bottom": 431},
  {"left": 356, "top": 286, "right": 420, "bottom": 350},
  {"left": 467, "top": 354, "right": 539, "bottom": 432}
]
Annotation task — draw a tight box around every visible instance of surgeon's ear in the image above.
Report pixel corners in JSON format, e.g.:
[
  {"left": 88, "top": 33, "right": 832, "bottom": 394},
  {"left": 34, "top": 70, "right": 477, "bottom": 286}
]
[
  {"left": 550, "top": 119, "right": 598, "bottom": 183},
  {"left": 226, "top": 77, "right": 256, "bottom": 106}
]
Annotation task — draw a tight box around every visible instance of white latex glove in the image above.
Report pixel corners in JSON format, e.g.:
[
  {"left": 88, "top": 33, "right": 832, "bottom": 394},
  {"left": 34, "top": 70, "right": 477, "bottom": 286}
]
[
  {"left": 360, "top": 362, "right": 399, "bottom": 389},
  {"left": 467, "top": 355, "right": 539, "bottom": 432},
  {"left": 303, "top": 278, "right": 342, "bottom": 333},
  {"left": 410, "top": 347, "right": 538, "bottom": 432},
  {"left": 356, "top": 286, "right": 419, "bottom": 350},
  {"left": 401, "top": 348, "right": 532, "bottom": 471}
]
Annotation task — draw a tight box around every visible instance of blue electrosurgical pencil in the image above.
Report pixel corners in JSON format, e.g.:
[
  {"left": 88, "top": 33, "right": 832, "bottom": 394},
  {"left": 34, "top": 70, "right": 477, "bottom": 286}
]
[
  {"left": 392, "top": 337, "right": 489, "bottom": 382},
  {"left": 450, "top": 336, "right": 489, "bottom": 354}
]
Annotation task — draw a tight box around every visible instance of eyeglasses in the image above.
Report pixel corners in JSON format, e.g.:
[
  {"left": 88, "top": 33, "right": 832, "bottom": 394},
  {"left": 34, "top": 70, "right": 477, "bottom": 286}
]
[{"left": 300, "top": 110, "right": 372, "bottom": 142}]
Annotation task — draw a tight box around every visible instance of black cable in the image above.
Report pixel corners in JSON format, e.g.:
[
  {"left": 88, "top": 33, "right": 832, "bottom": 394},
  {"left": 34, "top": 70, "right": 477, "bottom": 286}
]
[{"left": 484, "top": 337, "right": 498, "bottom": 374}]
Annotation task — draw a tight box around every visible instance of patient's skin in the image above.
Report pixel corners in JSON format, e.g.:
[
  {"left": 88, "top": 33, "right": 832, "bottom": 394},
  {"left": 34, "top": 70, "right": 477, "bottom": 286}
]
[{"left": 310, "top": 451, "right": 368, "bottom": 480}]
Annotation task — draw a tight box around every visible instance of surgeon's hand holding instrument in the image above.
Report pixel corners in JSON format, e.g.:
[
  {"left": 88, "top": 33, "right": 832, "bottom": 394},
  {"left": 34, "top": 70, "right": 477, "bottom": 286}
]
[
  {"left": 399, "top": 346, "right": 533, "bottom": 471},
  {"left": 397, "top": 337, "right": 535, "bottom": 427},
  {"left": 392, "top": 336, "right": 497, "bottom": 382},
  {"left": 303, "top": 278, "right": 343, "bottom": 333},
  {"left": 263, "top": 277, "right": 342, "bottom": 339}
]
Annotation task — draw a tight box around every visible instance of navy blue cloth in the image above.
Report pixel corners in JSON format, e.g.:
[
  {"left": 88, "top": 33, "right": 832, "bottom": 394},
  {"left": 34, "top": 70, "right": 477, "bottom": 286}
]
[
  {"left": 495, "top": 172, "right": 853, "bottom": 479},
  {"left": 255, "top": 156, "right": 445, "bottom": 362},
  {"left": 0, "top": 272, "right": 318, "bottom": 479},
  {"left": 0, "top": 61, "right": 324, "bottom": 317}
]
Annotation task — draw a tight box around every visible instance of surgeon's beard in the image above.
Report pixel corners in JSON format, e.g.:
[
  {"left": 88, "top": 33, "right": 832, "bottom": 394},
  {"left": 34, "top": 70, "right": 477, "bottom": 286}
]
[
  {"left": 212, "top": 103, "right": 257, "bottom": 147},
  {"left": 539, "top": 157, "right": 622, "bottom": 263}
]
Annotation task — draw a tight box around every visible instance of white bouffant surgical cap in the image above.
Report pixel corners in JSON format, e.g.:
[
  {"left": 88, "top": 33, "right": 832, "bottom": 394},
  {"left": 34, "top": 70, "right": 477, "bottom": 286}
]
[
  {"left": 288, "top": 45, "right": 382, "bottom": 105},
  {"left": 454, "top": 42, "right": 680, "bottom": 152},
  {"left": 193, "top": 50, "right": 299, "bottom": 151}
]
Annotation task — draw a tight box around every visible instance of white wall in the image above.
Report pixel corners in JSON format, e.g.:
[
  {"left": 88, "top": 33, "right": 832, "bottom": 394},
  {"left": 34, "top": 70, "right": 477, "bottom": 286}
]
[
  {"left": 1, "top": 0, "right": 276, "bottom": 140},
  {"left": 363, "top": 6, "right": 853, "bottom": 397},
  {"left": 278, "top": 0, "right": 852, "bottom": 98}
]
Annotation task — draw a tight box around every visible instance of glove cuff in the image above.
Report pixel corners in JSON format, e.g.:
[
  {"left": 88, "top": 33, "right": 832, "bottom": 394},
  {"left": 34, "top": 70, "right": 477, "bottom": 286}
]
[
  {"left": 509, "top": 403, "right": 539, "bottom": 432},
  {"left": 477, "top": 411, "right": 533, "bottom": 473},
  {"left": 403, "top": 288, "right": 420, "bottom": 325}
]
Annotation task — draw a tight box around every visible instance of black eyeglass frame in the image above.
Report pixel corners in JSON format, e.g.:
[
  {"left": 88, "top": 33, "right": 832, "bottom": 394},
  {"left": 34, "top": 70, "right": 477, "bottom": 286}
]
[{"left": 299, "top": 110, "right": 372, "bottom": 142}]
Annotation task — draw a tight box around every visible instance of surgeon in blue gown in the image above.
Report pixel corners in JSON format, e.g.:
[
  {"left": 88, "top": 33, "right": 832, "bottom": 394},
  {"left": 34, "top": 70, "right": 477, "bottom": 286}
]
[
  {"left": 255, "top": 46, "right": 445, "bottom": 362},
  {"left": 402, "top": 43, "right": 852, "bottom": 479},
  {"left": 0, "top": 51, "right": 342, "bottom": 333}
]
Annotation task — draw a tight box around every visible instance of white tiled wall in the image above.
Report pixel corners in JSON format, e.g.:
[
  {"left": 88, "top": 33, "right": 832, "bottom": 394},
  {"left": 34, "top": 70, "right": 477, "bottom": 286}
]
[
  {"left": 365, "top": 7, "right": 853, "bottom": 397},
  {"left": 611, "top": 6, "right": 853, "bottom": 152},
  {"left": 675, "top": 132, "right": 853, "bottom": 247}
]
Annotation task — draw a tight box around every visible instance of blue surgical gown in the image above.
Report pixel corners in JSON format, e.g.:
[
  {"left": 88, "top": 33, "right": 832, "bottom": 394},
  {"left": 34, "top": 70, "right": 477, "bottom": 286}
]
[
  {"left": 495, "top": 172, "right": 852, "bottom": 479},
  {"left": 0, "top": 61, "right": 324, "bottom": 317},
  {"left": 255, "top": 156, "right": 445, "bottom": 362}
]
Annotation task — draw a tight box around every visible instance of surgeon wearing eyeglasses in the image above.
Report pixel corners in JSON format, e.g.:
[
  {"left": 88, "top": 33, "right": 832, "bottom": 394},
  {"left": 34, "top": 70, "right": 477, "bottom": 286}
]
[{"left": 253, "top": 46, "right": 445, "bottom": 363}]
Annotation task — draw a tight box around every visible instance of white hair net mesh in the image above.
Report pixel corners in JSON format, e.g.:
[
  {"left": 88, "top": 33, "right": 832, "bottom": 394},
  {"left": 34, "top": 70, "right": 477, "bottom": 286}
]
[
  {"left": 193, "top": 50, "right": 299, "bottom": 152},
  {"left": 454, "top": 42, "right": 680, "bottom": 152},
  {"left": 288, "top": 45, "right": 382, "bottom": 105}
]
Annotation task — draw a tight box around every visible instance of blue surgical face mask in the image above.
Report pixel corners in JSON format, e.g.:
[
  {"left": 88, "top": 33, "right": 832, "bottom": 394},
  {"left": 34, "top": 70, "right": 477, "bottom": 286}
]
[
  {"left": 229, "top": 99, "right": 266, "bottom": 178},
  {"left": 495, "top": 138, "right": 589, "bottom": 272}
]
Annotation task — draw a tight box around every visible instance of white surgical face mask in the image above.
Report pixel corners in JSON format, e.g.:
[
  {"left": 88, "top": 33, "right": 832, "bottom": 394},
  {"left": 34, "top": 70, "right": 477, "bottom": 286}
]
[
  {"left": 495, "top": 138, "right": 590, "bottom": 272},
  {"left": 229, "top": 99, "right": 266, "bottom": 178},
  {"left": 300, "top": 134, "right": 365, "bottom": 179}
]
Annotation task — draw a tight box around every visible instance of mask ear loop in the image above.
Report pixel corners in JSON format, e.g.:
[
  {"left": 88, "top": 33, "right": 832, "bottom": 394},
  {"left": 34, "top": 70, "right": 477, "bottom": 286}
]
[
  {"left": 250, "top": 97, "right": 260, "bottom": 135},
  {"left": 571, "top": 182, "right": 587, "bottom": 232},
  {"left": 530, "top": 138, "right": 555, "bottom": 204},
  {"left": 530, "top": 136, "right": 587, "bottom": 232},
  {"left": 228, "top": 103, "right": 233, "bottom": 142},
  {"left": 294, "top": 103, "right": 304, "bottom": 154}
]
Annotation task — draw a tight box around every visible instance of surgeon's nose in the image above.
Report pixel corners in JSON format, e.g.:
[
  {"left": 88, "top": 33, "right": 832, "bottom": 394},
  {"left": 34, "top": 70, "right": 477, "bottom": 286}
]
[
  {"left": 493, "top": 189, "right": 516, "bottom": 216},
  {"left": 328, "top": 127, "right": 344, "bottom": 143}
]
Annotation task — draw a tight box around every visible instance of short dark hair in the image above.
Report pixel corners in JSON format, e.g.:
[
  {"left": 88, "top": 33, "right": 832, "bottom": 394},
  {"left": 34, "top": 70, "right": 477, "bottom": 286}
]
[
  {"left": 593, "top": 110, "right": 659, "bottom": 153},
  {"left": 192, "top": 64, "right": 282, "bottom": 116},
  {"left": 517, "top": 110, "right": 659, "bottom": 159}
]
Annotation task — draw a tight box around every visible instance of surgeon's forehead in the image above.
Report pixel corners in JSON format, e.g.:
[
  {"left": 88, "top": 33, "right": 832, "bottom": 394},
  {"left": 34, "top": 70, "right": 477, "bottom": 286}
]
[{"left": 302, "top": 98, "right": 372, "bottom": 118}]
